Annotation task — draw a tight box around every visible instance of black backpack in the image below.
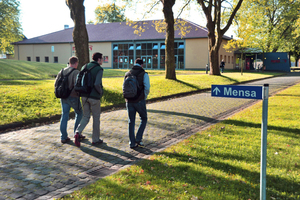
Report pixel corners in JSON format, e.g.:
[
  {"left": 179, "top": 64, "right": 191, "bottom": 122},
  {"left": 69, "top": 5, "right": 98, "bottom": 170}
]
[
  {"left": 54, "top": 68, "right": 75, "bottom": 99},
  {"left": 74, "top": 64, "right": 97, "bottom": 96},
  {"left": 123, "top": 71, "right": 145, "bottom": 99}
]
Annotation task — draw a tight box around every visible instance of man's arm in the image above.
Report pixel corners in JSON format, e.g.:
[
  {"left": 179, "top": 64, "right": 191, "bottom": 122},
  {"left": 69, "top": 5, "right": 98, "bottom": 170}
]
[
  {"left": 143, "top": 73, "right": 150, "bottom": 99},
  {"left": 94, "top": 69, "right": 104, "bottom": 96}
]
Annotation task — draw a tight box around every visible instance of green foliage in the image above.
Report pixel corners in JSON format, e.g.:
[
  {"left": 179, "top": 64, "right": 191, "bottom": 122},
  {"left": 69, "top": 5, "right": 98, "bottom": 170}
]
[
  {"left": 0, "top": 0, "right": 23, "bottom": 53},
  {"left": 60, "top": 83, "right": 300, "bottom": 200},
  {"left": 235, "top": 0, "right": 300, "bottom": 53},
  {"left": 95, "top": 3, "right": 126, "bottom": 23}
]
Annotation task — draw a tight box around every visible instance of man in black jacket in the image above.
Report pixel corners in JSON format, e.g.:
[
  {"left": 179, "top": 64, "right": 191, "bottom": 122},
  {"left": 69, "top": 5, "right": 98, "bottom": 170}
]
[
  {"left": 124, "top": 58, "right": 150, "bottom": 149},
  {"left": 74, "top": 52, "right": 104, "bottom": 147}
]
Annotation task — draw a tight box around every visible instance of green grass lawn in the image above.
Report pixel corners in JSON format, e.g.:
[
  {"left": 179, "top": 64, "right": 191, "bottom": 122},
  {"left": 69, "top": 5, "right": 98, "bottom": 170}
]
[
  {"left": 59, "top": 83, "right": 300, "bottom": 200},
  {"left": 0, "top": 59, "right": 282, "bottom": 125}
]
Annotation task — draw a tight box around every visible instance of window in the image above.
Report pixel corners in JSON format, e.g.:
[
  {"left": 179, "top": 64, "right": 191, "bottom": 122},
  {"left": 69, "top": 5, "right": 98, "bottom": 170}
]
[
  {"left": 228, "top": 56, "right": 230, "bottom": 64},
  {"left": 103, "top": 56, "right": 108, "bottom": 63},
  {"left": 129, "top": 45, "right": 134, "bottom": 50},
  {"left": 161, "top": 44, "right": 165, "bottom": 49},
  {"left": 27, "top": 57, "right": 31, "bottom": 61},
  {"left": 54, "top": 57, "right": 58, "bottom": 63},
  {"left": 45, "top": 57, "right": 49, "bottom": 62},
  {"left": 224, "top": 55, "right": 227, "bottom": 62},
  {"left": 178, "top": 43, "right": 184, "bottom": 49},
  {"left": 220, "top": 55, "right": 223, "bottom": 61},
  {"left": 113, "top": 45, "right": 118, "bottom": 50},
  {"left": 36, "top": 57, "right": 40, "bottom": 62}
]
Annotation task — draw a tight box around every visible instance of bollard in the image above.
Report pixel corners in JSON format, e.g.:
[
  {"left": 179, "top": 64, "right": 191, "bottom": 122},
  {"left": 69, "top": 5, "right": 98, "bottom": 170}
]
[{"left": 206, "top": 64, "right": 208, "bottom": 74}]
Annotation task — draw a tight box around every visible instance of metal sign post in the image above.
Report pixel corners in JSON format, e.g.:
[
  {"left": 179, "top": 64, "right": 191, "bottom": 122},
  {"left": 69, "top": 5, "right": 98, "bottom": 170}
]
[
  {"left": 211, "top": 84, "right": 269, "bottom": 200},
  {"left": 260, "top": 84, "right": 269, "bottom": 200}
]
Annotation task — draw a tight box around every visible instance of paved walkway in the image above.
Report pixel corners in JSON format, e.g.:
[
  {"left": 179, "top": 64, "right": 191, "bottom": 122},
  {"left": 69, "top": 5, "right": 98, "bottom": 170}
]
[{"left": 1, "top": 74, "right": 300, "bottom": 200}]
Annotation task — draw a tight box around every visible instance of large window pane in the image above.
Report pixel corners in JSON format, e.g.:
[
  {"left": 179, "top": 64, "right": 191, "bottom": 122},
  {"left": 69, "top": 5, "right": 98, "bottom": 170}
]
[
  {"left": 147, "top": 43, "right": 152, "bottom": 49},
  {"left": 147, "top": 49, "right": 152, "bottom": 55}
]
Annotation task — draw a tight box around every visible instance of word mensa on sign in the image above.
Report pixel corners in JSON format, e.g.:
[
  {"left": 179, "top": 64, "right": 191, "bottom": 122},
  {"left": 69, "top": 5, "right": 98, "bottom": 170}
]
[{"left": 211, "top": 85, "right": 263, "bottom": 100}]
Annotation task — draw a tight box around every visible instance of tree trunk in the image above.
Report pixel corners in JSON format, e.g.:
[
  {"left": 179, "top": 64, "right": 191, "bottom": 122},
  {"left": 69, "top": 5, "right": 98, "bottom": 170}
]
[
  {"left": 162, "top": 0, "right": 176, "bottom": 80},
  {"left": 66, "top": 0, "right": 89, "bottom": 70},
  {"left": 209, "top": 48, "right": 220, "bottom": 75},
  {"left": 207, "top": 24, "right": 221, "bottom": 75}
]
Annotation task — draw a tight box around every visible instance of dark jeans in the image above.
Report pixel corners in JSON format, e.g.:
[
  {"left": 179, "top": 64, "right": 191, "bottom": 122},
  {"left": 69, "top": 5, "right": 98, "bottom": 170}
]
[{"left": 126, "top": 99, "right": 147, "bottom": 147}]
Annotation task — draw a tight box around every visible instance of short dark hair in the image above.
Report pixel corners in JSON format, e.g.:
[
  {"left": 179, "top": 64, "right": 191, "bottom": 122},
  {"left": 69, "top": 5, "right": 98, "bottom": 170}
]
[
  {"left": 92, "top": 52, "right": 103, "bottom": 61},
  {"left": 135, "top": 58, "right": 143, "bottom": 65},
  {"left": 69, "top": 56, "right": 78, "bottom": 65}
]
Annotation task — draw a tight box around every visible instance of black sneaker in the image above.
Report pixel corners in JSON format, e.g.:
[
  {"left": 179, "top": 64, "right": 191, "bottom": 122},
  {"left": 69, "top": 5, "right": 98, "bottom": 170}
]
[
  {"left": 130, "top": 144, "right": 138, "bottom": 149},
  {"left": 92, "top": 139, "right": 103, "bottom": 145},
  {"left": 136, "top": 141, "right": 145, "bottom": 147}
]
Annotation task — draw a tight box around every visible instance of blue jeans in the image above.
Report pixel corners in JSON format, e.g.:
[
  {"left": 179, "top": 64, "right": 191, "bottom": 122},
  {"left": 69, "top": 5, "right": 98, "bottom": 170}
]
[
  {"left": 126, "top": 99, "right": 147, "bottom": 147},
  {"left": 60, "top": 96, "right": 83, "bottom": 140}
]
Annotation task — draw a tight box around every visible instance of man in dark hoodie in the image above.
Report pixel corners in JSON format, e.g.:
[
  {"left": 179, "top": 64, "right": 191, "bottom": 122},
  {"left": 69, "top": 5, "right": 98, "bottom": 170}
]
[
  {"left": 74, "top": 52, "right": 104, "bottom": 147},
  {"left": 124, "top": 58, "right": 150, "bottom": 149}
]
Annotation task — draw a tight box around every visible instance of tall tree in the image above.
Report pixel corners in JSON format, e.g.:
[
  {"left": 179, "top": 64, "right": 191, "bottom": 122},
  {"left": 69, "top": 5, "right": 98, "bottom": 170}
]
[
  {"left": 95, "top": 3, "right": 126, "bottom": 23},
  {"left": 0, "top": 0, "right": 22, "bottom": 54},
  {"left": 66, "top": 0, "right": 89, "bottom": 69},
  {"left": 161, "top": 0, "right": 176, "bottom": 80},
  {"left": 197, "top": 0, "right": 244, "bottom": 75}
]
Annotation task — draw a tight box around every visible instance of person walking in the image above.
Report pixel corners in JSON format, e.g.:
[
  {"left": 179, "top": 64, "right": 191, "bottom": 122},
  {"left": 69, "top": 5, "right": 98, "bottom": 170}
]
[
  {"left": 55, "top": 56, "right": 83, "bottom": 144},
  {"left": 74, "top": 52, "right": 104, "bottom": 147},
  {"left": 220, "top": 60, "right": 225, "bottom": 73},
  {"left": 124, "top": 58, "right": 150, "bottom": 149}
]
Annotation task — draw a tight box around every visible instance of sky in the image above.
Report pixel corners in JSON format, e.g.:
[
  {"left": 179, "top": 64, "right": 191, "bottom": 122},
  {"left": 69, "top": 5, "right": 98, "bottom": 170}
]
[{"left": 19, "top": 0, "right": 235, "bottom": 39}]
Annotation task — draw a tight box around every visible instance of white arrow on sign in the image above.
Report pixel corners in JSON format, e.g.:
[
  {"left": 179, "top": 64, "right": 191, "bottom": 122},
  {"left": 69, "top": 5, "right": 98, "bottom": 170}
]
[{"left": 213, "top": 87, "right": 221, "bottom": 95}]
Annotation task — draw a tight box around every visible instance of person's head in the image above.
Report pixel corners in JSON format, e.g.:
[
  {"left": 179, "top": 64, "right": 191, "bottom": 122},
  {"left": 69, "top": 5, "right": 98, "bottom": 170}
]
[
  {"left": 135, "top": 58, "right": 143, "bottom": 67},
  {"left": 69, "top": 56, "right": 78, "bottom": 68},
  {"left": 92, "top": 52, "right": 103, "bottom": 65}
]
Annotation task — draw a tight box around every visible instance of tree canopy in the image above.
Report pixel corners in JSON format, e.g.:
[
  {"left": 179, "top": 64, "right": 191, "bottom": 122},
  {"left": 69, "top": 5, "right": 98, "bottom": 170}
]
[
  {"left": 233, "top": 0, "right": 300, "bottom": 53},
  {"left": 0, "top": 0, "right": 23, "bottom": 54},
  {"left": 95, "top": 3, "right": 126, "bottom": 23}
]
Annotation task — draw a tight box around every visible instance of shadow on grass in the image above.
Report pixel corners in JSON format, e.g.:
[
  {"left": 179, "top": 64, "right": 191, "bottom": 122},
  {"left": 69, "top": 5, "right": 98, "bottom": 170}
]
[
  {"left": 0, "top": 80, "right": 43, "bottom": 85},
  {"left": 275, "top": 93, "right": 300, "bottom": 97},
  {"left": 147, "top": 109, "right": 216, "bottom": 123},
  {"left": 175, "top": 79, "right": 200, "bottom": 90},
  {"left": 220, "top": 75, "right": 239, "bottom": 83},
  {"left": 61, "top": 151, "right": 299, "bottom": 199},
  {"left": 222, "top": 119, "right": 299, "bottom": 137},
  {"left": 155, "top": 151, "right": 299, "bottom": 199}
]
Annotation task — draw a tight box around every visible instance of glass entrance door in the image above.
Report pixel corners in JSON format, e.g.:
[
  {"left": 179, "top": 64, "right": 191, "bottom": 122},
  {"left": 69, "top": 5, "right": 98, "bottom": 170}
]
[
  {"left": 118, "top": 56, "right": 129, "bottom": 69},
  {"left": 141, "top": 56, "right": 152, "bottom": 69}
]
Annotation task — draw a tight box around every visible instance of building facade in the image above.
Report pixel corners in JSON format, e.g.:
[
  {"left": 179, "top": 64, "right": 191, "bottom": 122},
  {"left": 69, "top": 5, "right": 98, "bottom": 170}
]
[{"left": 13, "top": 19, "right": 234, "bottom": 70}]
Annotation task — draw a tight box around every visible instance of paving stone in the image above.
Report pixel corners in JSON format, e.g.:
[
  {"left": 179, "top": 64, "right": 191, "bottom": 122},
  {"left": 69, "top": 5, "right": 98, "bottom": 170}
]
[{"left": 33, "top": 189, "right": 48, "bottom": 196}]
